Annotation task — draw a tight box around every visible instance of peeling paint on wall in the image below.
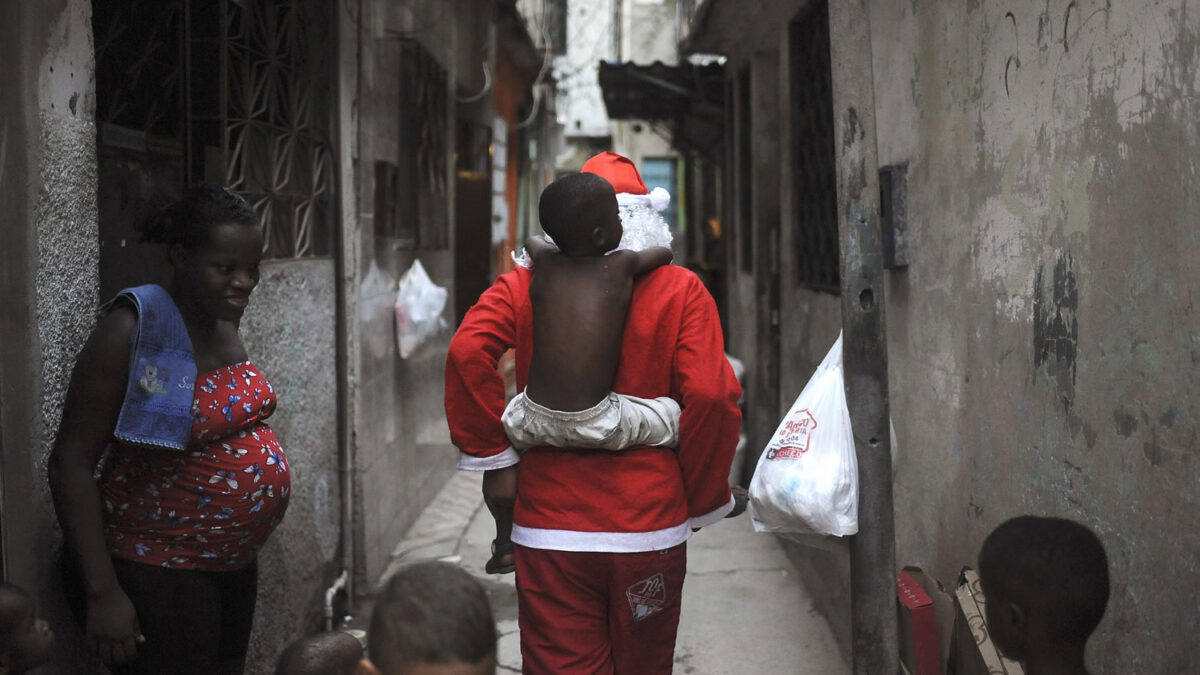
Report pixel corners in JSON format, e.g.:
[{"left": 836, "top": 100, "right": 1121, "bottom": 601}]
[{"left": 1032, "top": 250, "right": 1078, "bottom": 410}]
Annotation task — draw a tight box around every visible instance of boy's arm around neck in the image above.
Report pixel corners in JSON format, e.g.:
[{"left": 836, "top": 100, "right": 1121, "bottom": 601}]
[
  {"left": 524, "top": 235, "right": 557, "bottom": 263},
  {"left": 633, "top": 246, "right": 673, "bottom": 275}
]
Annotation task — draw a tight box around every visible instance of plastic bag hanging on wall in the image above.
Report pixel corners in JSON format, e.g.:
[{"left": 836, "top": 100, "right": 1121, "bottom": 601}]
[
  {"left": 394, "top": 259, "right": 448, "bottom": 359},
  {"left": 748, "top": 332, "right": 859, "bottom": 537}
]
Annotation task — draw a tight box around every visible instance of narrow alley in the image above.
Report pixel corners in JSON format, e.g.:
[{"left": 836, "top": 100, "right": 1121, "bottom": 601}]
[
  {"left": 364, "top": 470, "right": 849, "bottom": 674},
  {"left": 5, "top": 0, "right": 1200, "bottom": 673}
]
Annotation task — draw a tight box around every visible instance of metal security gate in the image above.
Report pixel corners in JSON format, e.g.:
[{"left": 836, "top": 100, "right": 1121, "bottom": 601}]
[
  {"left": 92, "top": 0, "right": 335, "bottom": 279},
  {"left": 790, "top": 0, "right": 839, "bottom": 293},
  {"left": 208, "top": 0, "right": 336, "bottom": 258}
]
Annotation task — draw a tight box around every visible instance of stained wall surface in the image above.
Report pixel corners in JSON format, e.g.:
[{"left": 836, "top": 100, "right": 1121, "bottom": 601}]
[
  {"left": 350, "top": 0, "right": 472, "bottom": 589},
  {"left": 0, "top": 1, "right": 102, "bottom": 671},
  {"left": 239, "top": 261, "right": 341, "bottom": 670},
  {"left": 1, "top": 2, "right": 343, "bottom": 671},
  {"left": 874, "top": 3, "right": 1199, "bottom": 672},
  {"left": 715, "top": 1, "right": 1199, "bottom": 672}
]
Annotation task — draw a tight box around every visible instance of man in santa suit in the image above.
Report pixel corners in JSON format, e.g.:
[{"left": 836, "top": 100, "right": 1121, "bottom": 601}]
[{"left": 445, "top": 151, "right": 742, "bottom": 674}]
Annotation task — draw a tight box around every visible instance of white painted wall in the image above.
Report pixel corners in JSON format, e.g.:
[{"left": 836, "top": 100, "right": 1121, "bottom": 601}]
[{"left": 556, "top": 1, "right": 616, "bottom": 139}]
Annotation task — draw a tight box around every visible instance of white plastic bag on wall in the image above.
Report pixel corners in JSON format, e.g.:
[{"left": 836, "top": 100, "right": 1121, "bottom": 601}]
[
  {"left": 361, "top": 261, "right": 397, "bottom": 360},
  {"left": 394, "top": 259, "right": 448, "bottom": 359},
  {"left": 749, "top": 332, "right": 859, "bottom": 537}
]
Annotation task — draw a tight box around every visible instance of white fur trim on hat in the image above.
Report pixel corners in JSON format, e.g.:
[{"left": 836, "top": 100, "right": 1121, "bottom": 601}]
[{"left": 615, "top": 186, "right": 671, "bottom": 212}]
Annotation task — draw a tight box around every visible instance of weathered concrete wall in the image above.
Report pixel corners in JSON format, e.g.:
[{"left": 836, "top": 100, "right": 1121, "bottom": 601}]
[
  {"left": 0, "top": 0, "right": 44, "bottom": 611},
  {"left": 701, "top": 0, "right": 1199, "bottom": 670},
  {"left": 351, "top": 0, "right": 472, "bottom": 591},
  {"left": 0, "top": 1, "right": 100, "bottom": 672},
  {"left": 719, "top": 0, "right": 1200, "bottom": 671},
  {"left": 239, "top": 261, "right": 341, "bottom": 672},
  {"left": 875, "top": 2, "right": 1200, "bottom": 671},
  {"left": 623, "top": 0, "right": 679, "bottom": 66},
  {"left": 556, "top": 1, "right": 615, "bottom": 138}
]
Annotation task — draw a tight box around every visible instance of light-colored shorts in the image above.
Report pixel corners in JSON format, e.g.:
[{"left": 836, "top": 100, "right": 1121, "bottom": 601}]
[{"left": 501, "top": 391, "right": 681, "bottom": 451}]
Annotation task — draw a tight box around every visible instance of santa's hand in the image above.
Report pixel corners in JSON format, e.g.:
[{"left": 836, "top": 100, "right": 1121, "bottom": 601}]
[{"left": 725, "top": 486, "right": 749, "bottom": 519}]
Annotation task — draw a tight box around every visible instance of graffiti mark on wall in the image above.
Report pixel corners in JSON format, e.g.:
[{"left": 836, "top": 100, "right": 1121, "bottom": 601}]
[
  {"left": 1033, "top": 250, "right": 1078, "bottom": 410},
  {"left": 997, "top": 1, "right": 1110, "bottom": 97},
  {"left": 1004, "top": 11, "right": 1021, "bottom": 97}
]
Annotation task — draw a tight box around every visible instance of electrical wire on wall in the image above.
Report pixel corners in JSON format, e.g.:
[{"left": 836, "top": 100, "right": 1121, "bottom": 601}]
[
  {"left": 516, "top": 20, "right": 554, "bottom": 129},
  {"left": 455, "top": 7, "right": 491, "bottom": 104},
  {"left": 456, "top": 54, "right": 493, "bottom": 103},
  {"left": 381, "top": 0, "right": 452, "bottom": 39}
]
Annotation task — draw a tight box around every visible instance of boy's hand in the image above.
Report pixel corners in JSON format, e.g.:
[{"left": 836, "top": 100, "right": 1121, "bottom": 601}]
[{"left": 725, "top": 486, "right": 749, "bottom": 519}]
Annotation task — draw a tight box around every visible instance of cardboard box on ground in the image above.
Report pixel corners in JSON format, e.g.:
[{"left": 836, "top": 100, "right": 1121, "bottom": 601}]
[
  {"left": 895, "top": 566, "right": 1026, "bottom": 675},
  {"left": 949, "top": 567, "right": 1026, "bottom": 675}
]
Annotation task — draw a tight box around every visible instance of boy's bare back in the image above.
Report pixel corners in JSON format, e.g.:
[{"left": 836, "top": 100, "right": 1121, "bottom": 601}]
[{"left": 524, "top": 239, "right": 671, "bottom": 412}]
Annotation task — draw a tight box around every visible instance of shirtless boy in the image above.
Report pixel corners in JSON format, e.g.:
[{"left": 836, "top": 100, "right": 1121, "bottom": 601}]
[{"left": 482, "top": 172, "right": 677, "bottom": 573}]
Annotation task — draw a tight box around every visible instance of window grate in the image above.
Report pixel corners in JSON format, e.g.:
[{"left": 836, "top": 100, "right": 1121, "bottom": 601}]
[
  {"left": 94, "top": 0, "right": 185, "bottom": 142},
  {"left": 736, "top": 66, "right": 752, "bottom": 274},
  {"left": 220, "top": 0, "right": 336, "bottom": 259},
  {"left": 789, "top": 0, "right": 839, "bottom": 292},
  {"left": 395, "top": 39, "right": 450, "bottom": 250}
]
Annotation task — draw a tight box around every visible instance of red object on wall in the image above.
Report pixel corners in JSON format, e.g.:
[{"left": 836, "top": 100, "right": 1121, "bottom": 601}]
[{"left": 897, "top": 571, "right": 943, "bottom": 675}]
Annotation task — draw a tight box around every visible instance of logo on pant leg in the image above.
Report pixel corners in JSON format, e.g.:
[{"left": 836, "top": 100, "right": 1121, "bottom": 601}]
[{"left": 626, "top": 573, "right": 666, "bottom": 621}]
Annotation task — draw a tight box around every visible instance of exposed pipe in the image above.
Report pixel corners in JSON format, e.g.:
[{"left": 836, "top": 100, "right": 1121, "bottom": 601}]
[
  {"left": 324, "top": 569, "right": 348, "bottom": 631},
  {"left": 326, "top": 0, "right": 363, "bottom": 632}
]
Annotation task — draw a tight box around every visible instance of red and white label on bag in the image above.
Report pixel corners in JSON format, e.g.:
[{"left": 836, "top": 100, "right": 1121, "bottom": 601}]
[{"left": 767, "top": 409, "right": 817, "bottom": 459}]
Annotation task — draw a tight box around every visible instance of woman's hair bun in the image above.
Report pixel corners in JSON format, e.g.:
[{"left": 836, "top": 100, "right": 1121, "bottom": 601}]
[{"left": 137, "top": 183, "right": 258, "bottom": 248}]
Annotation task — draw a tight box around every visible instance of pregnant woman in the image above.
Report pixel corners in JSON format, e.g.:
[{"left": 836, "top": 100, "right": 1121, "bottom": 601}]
[{"left": 48, "top": 183, "right": 290, "bottom": 674}]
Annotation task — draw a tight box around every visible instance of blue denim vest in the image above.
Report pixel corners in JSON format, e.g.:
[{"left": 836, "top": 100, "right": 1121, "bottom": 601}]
[{"left": 101, "top": 284, "right": 197, "bottom": 451}]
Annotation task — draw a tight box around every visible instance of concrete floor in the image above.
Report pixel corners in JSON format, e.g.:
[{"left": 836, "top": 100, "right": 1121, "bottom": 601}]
[{"left": 356, "top": 470, "right": 849, "bottom": 674}]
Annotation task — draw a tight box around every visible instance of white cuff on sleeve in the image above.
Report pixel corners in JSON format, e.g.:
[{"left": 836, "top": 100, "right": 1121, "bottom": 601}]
[
  {"left": 457, "top": 447, "right": 521, "bottom": 471},
  {"left": 688, "top": 494, "right": 735, "bottom": 530}
]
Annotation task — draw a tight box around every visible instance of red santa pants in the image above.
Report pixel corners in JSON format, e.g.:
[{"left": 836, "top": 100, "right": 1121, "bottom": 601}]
[{"left": 514, "top": 542, "right": 687, "bottom": 675}]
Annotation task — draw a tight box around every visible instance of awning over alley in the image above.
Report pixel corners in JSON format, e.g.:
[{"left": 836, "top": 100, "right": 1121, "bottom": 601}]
[{"left": 597, "top": 60, "right": 725, "bottom": 157}]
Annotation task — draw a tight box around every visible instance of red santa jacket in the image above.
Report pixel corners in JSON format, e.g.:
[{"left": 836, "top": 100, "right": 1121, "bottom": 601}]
[{"left": 445, "top": 264, "right": 742, "bottom": 552}]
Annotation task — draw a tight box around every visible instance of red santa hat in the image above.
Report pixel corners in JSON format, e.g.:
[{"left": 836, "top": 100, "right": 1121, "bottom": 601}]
[{"left": 581, "top": 151, "right": 671, "bottom": 212}]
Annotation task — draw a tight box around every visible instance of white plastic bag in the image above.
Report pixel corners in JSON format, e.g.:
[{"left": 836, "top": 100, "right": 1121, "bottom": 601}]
[
  {"left": 394, "top": 259, "right": 448, "bottom": 359},
  {"left": 749, "top": 332, "right": 859, "bottom": 537},
  {"left": 361, "top": 261, "right": 397, "bottom": 359}
]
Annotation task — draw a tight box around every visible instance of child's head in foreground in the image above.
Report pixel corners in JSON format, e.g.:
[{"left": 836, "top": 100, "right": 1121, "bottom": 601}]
[
  {"left": 0, "top": 583, "right": 54, "bottom": 674},
  {"left": 538, "top": 173, "right": 621, "bottom": 256},
  {"left": 361, "top": 561, "right": 496, "bottom": 675},
  {"left": 978, "top": 516, "right": 1109, "bottom": 670},
  {"left": 275, "top": 630, "right": 364, "bottom": 675}
]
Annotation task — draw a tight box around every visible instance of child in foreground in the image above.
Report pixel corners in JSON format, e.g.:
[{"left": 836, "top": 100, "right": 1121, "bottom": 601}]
[
  {"left": 275, "top": 630, "right": 363, "bottom": 675},
  {"left": 485, "top": 172, "right": 678, "bottom": 573},
  {"left": 0, "top": 583, "right": 54, "bottom": 674},
  {"left": 358, "top": 561, "right": 496, "bottom": 675},
  {"left": 977, "top": 515, "right": 1110, "bottom": 675}
]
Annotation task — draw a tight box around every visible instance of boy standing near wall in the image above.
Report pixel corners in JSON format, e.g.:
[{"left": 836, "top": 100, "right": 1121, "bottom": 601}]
[{"left": 977, "top": 515, "right": 1110, "bottom": 675}]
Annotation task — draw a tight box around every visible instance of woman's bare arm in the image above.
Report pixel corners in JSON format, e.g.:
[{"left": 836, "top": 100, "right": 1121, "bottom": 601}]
[{"left": 47, "top": 307, "right": 144, "bottom": 664}]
